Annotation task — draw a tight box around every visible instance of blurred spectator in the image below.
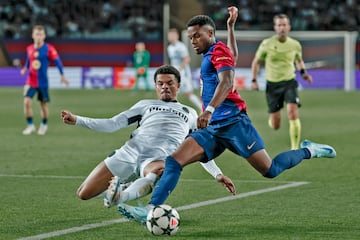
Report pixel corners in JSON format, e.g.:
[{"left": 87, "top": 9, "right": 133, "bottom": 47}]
[
  {"left": 0, "top": 0, "right": 164, "bottom": 39},
  {"left": 0, "top": 0, "right": 359, "bottom": 40},
  {"left": 200, "top": 0, "right": 360, "bottom": 32}
]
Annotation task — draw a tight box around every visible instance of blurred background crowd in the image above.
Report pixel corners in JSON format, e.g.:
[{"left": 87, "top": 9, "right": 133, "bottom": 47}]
[
  {"left": 0, "top": 0, "right": 163, "bottom": 39},
  {"left": 0, "top": 0, "right": 359, "bottom": 40},
  {"left": 202, "top": 0, "right": 359, "bottom": 31}
]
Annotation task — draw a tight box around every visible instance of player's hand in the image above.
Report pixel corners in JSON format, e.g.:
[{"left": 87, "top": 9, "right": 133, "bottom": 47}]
[
  {"left": 197, "top": 111, "right": 212, "bottom": 129},
  {"left": 61, "top": 75, "right": 70, "bottom": 86},
  {"left": 20, "top": 67, "right": 27, "bottom": 75},
  {"left": 61, "top": 110, "right": 76, "bottom": 125},
  {"left": 216, "top": 174, "right": 236, "bottom": 195},
  {"left": 227, "top": 6, "right": 238, "bottom": 27},
  {"left": 137, "top": 67, "right": 146, "bottom": 75},
  {"left": 302, "top": 73, "right": 313, "bottom": 84},
  {"left": 251, "top": 81, "right": 259, "bottom": 91}
]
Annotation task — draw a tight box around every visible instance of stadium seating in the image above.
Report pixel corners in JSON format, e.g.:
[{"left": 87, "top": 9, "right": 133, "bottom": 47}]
[{"left": 1, "top": 1, "right": 359, "bottom": 68}]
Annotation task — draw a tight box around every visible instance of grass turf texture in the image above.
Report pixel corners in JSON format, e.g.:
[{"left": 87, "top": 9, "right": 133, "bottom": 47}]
[{"left": 0, "top": 88, "right": 359, "bottom": 239}]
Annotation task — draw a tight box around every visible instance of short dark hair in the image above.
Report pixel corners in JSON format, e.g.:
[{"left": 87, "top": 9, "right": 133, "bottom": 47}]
[
  {"left": 187, "top": 15, "right": 216, "bottom": 32},
  {"left": 154, "top": 65, "right": 181, "bottom": 83},
  {"left": 273, "top": 14, "right": 290, "bottom": 24}
]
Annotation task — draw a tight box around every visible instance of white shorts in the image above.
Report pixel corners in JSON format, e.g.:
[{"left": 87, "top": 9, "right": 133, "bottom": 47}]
[{"left": 104, "top": 137, "right": 177, "bottom": 183}]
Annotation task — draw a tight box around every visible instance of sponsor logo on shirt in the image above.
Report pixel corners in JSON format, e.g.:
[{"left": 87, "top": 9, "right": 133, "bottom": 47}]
[
  {"left": 148, "top": 106, "right": 189, "bottom": 123},
  {"left": 215, "top": 56, "right": 231, "bottom": 61},
  {"left": 32, "top": 60, "right": 41, "bottom": 70}
]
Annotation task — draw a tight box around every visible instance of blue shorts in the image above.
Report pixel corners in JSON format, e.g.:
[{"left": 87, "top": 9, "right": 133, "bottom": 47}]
[
  {"left": 190, "top": 112, "right": 265, "bottom": 162},
  {"left": 24, "top": 86, "right": 50, "bottom": 102}
]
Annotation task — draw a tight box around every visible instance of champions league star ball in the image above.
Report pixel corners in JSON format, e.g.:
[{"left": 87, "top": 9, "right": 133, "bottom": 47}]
[{"left": 146, "top": 204, "right": 180, "bottom": 236}]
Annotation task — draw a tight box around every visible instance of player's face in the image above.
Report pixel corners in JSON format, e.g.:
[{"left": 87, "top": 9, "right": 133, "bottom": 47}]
[
  {"left": 167, "top": 31, "right": 178, "bottom": 44},
  {"left": 32, "top": 29, "right": 46, "bottom": 45},
  {"left": 136, "top": 42, "right": 145, "bottom": 51},
  {"left": 187, "top": 25, "right": 214, "bottom": 54},
  {"left": 274, "top": 18, "right": 291, "bottom": 40},
  {"left": 155, "top": 74, "right": 180, "bottom": 102}
]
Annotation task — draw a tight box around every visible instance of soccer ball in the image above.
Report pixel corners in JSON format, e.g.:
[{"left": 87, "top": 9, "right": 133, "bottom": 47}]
[{"left": 146, "top": 204, "right": 180, "bottom": 236}]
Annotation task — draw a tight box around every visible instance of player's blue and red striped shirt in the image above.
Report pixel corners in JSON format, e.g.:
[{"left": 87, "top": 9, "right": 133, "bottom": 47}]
[
  {"left": 200, "top": 40, "right": 247, "bottom": 122},
  {"left": 24, "top": 43, "right": 64, "bottom": 88}
]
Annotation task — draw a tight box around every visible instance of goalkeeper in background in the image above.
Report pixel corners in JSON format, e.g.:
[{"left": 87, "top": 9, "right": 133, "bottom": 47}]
[
  {"left": 251, "top": 13, "right": 313, "bottom": 150},
  {"left": 133, "top": 42, "right": 151, "bottom": 91}
]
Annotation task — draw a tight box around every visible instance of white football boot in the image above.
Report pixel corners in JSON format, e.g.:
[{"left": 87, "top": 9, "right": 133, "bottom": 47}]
[
  {"left": 22, "top": 125, "right": 36, "bottom": 135},
  {"left": 37, "top": 124, "right": 48, "bottom": 135}
]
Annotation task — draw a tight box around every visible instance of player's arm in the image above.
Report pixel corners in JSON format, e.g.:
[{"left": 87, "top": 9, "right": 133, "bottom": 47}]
[
  {"left": 178, "top": 44, "right": 191, "bottom": 71},
  {"left": 144, "top": 51, "right": 151, "bottom": 67},
  {"left": 210, "top": 70, "right": 234, "bottom": 108},
  {"left": 61, "top": 110, "right": 77, "bottom": 125},
  {"left": 227, "top": 6, "right": 238, "bottom": 63},
  {"left": 250, "top": 55, "right": 261, "bottom": 90},
  {"left": 200, "top": 160, "right": 236, "bottom": 195},
  {"left": 295, "top": 58, "right": 313, "bottom": 84},
  {"left": 198, "top": 69, "right": 234, "bottom": 128},
  {"left": 179, "top": 55, "right": 190, "bottom": 71},
  {"left": 20, "top": 58, "right": 30, "bottom": 75},
  {"left": 61, "top": 101, "right": 144, "bottom": 132},
  {"left": 62, "top": 110, "right": 136, "bottom": 133},
  {"left": 54, "top": 58, "right": 69, "bottom": 86},
  {"left": 49, "top": 45, "right": 69, "bottom": 86}
]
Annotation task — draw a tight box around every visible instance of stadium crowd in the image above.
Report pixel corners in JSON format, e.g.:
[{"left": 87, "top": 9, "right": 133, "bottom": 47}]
[
  {"left": 200, "top": 0, "right": 360, "bottom": 31},
  {"left": 0, "top": 0, "right": 359, "bottom": 40},
  {"left": 0, "top": 0, "right": 163, "bottom": 39}
]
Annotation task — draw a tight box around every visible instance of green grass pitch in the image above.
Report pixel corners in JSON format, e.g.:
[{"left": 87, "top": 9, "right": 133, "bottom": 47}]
[{"left": 0, "top": 88, "right": 359, "bottom": 239}]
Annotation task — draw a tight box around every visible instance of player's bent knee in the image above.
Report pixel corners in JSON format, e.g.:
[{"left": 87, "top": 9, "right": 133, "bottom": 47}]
[
  {"left": 76, "top": 186, "right": 91, "bottom": 200},
  {"left": 144, "top": 160, "right": 164, "bottom": 176}
]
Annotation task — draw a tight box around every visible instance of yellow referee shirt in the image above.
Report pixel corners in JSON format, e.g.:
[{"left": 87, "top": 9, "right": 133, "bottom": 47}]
[{"left": 255, "top": 35, "right": 302, "bottom": 82}]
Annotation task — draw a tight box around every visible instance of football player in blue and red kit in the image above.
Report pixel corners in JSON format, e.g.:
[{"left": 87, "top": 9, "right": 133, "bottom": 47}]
[
  {"left": 21, "top": 25, "right": 69, "bottom": 135},
  {"left": 117, "top": 7, "right": 336, "bottom": 224}
]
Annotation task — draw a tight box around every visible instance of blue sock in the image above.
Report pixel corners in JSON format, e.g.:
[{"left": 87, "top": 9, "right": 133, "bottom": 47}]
[
  {"left": 264, "top": 149, "right": 311, "bottom": 178},
  {"left": 150, "top": 156, "right": 182, "bottom": 205},
  {"left": 26, "top": 117, "right": 33, "bottom": 125},
  {"left": 41, "top": 118, "right": 47, "bottom": 125}
]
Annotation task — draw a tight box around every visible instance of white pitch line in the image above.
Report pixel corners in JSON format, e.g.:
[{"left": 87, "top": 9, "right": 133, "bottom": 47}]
[
  {"left": 0, "top": 173, "right": 300, "bottom": 184},
  {"left": 176, "top": 181, "right": 309, "bottom": 211},
  {"left": 16, "top": 219, "right": 129, "bottom": 240},
  {"left": 16, "top": 181, "right": 309, "bottom": 240},
  {"left": 0, "top": 174, "right": 84, "bottom": 179}
]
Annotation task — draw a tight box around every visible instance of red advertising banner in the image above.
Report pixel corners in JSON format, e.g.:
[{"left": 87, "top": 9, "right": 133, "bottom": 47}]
[{"left": 113, "top": 67, "right": 136, "bottom": 89}]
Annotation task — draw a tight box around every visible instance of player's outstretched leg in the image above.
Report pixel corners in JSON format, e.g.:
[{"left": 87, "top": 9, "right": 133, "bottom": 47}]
[
  {"left": 104, "top": 173, "right": 157, "bottom": 207},
  {"left": 264, "top": 139, "right": 336, "bottom": 178},
  {"left": 300, "top": 139, "right": 336, "bottom": 158},
  {"left": 118, "top": 203, "right": 152, "bottom": 224},
  {"left": 104, "top": 176, "right": 122, "bottom": 208}
]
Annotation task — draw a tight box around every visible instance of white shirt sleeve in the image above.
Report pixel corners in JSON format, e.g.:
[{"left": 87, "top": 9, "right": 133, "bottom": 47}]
[
  {"left": 200, "top": 160, "right": 223, "bottom": 179},
  {"left": 189, "top": 108, "right": 198, "bottom": 133},
  {"left": 75, "top": 101, "right": 145, "bottom": 132}
]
